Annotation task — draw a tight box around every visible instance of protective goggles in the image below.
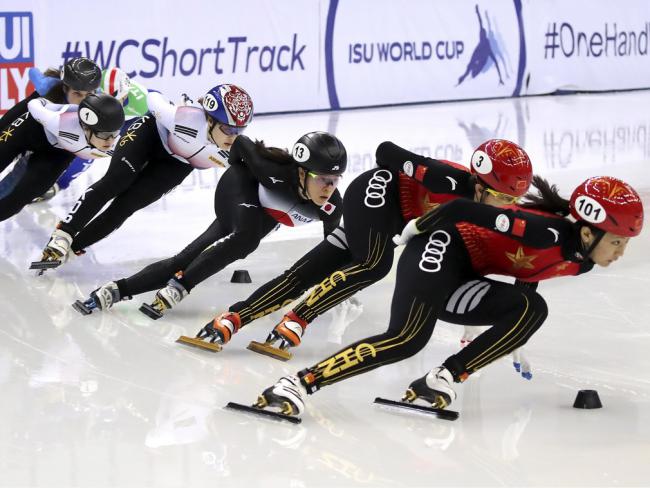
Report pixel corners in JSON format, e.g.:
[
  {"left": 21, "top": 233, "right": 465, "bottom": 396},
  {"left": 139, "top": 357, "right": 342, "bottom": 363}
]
[
  {"left": 308, "top": 171, "right": 342, "bottom": 187},
  {"left": 485, "top": 187, "right": 519, "bottom": 204},
  {"left": 218, "top": 123, "right": 247, "bottom": 136},
  {"left": 92, "top": 130, "right": 121, "bottom": 141}
]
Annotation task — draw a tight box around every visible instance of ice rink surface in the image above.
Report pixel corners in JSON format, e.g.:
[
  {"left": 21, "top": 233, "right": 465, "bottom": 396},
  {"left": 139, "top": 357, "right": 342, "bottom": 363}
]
[{"left": 1, "top": 91, "right": 649, "bottom": 487}]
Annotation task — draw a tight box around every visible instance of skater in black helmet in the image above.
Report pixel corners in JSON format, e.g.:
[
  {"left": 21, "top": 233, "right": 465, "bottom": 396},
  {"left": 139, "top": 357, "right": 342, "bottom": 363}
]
[
  {"left": 73, "top": 131, "right": 347, "bottom": 323},
  {"left": 0, "top": 91, "right": 123, "bottom": 223},
  {"left": 35, "top": 84, "right": 254, "bottom": 269},
  {"left": 238, "top": 175, "right": 643, "bottom": 420},
  {"left": 0, "top": 57, "right": 101, "bottom": 129}
]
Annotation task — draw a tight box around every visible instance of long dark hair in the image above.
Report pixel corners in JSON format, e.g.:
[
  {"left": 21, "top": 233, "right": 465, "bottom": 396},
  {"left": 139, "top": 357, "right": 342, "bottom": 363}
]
[
  {"left": 42, "top": 67, "right": 67, "bottom": 104},
  {"left": 519, "top": 175, "right": 571, "bottom": 217},
  {"left": 254, "top": 140, "right": 294, "bottom": 165}
]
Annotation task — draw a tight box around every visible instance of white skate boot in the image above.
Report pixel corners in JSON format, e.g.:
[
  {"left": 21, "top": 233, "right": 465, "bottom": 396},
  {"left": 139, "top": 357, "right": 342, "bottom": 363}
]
[
  {"left": 226, "top": 375, "right": 306, "bottom": 423},
  {"left": 404, "top": 366, "right": 457, "bottom": 410},
  {"left": 31, "top": 228, "right": 73, "bottom": 272},
  {"left": 140, "top": 278, "right": 188, "bottom": 320},
  {"left": 247, "top": 311, "right": 308, "bottom": 361},
  {"left": 73, "top": 281, "right": 128, "bottom": 315}
]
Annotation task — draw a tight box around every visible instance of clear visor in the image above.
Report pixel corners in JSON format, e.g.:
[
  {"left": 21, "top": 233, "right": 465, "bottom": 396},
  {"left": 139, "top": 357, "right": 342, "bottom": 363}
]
[
  {"left": 92, "top": 130, "right": 121, "bottom": 141},
  {"left": 485, "top": 187, "right": 519, "bottom": 204},
  {"left": 218, "top": 123, "right": 246, "bottom": 136},
  {"left": 308, "top": 171, "right": 342, "bottom": 187}
]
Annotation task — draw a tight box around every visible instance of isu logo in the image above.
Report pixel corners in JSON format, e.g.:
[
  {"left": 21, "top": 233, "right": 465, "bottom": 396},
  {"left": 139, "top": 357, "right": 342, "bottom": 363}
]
[
  {"left": 418, "top": 230, "right": 451, "bottom": 273},
  {"left": 363, "top": 169, "right": 393, "bottom": 208}
]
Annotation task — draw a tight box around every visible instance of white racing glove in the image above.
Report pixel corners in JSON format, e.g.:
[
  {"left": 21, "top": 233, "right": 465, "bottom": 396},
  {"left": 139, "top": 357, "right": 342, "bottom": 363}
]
[
  {"left": 392, "top": 218, "right": 423, "bottom": 246},
  {"left": 460, "top": 325, "right": 483, "bottom": 347},
  {"left": 512, "top": 347, "right": 532, "bottom": 380},
  {"left": 327, "top": 297, "right": 364, "bottom": 344}
]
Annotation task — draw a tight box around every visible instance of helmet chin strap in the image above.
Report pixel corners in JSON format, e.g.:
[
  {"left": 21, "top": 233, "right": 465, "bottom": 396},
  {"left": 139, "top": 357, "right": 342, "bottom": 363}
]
[
  {"left": 581, "top": 225, "right": 605, "bottom": 260},
  {"left": 81, "top": 125, "right": 93, "bottom": 145}
]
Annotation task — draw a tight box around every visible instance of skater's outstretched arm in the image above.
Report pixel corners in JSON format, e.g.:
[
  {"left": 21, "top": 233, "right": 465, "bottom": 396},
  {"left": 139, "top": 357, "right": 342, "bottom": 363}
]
[{"left": 375, "top": 141, "right": 474, "bottom": 197}]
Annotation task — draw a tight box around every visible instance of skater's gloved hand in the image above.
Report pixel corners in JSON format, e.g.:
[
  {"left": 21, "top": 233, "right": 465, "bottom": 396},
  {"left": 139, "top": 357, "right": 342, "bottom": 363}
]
[
  {"left": 460, "top": 325, "right": 482, "bottom": 347},
  {"left": 512, "top": 348, "right": 532, "bottom": 380},
  {"left": 393, "top": 219, "right": 423, "bottom": 246}
]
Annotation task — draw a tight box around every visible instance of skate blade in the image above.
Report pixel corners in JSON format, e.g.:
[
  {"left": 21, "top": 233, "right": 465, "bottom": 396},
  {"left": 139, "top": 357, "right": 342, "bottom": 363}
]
[
  {"left": 139, "top": 303, "right": 163, "bottom": 320},
  {"left": 225, "top": 401, "right": 301, "bottom": 424},
  {"left": 373, "top": 397, "right": 459, "bottom": 421},
  {"left": 247, "top": 341, "right": 292, "bottom": 361},
  {"left": 29, "top": 260, "right": 61, "bottom": 270},
  {"left": 72, "top": 300, "right": 93, "bottom": 316},
  {"left": 176, "top": 335, "right": 222, "bottom": 352}
]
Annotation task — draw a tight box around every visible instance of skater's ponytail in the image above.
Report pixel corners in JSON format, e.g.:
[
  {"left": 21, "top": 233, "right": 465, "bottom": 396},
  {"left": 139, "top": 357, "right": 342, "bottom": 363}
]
[
  {"left": 42, "top": 67, "right": 67, "bottom": 104},
  {"left": 519, "top": 175, "right": 571, "bottom": 217},
  {"left": 254, "top": 140, "right": 293, "bottom": 166}
]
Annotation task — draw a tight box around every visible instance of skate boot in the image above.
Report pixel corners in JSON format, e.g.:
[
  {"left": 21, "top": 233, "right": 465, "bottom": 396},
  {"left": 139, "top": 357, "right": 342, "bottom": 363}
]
[
  {"left": 247, "top": 311, "right": 308, "bottom": 361},
  {"left": 72, "top": 282, "right": 128, "bottom": 315},
  {"left": 226, "top": 375, "right": 306, "bottom": 424},
  {"left": 176, "top": 312, "right": 241, "bottom": 353},
  {"left": 139, "top": 278, "right": 188, "bottom": 320},
  {"left": 403, "top": 366, "right": 457, "bottom": 410},
  {"left": 30, "top": 228, "right": 73, "bottom": 272},
  {"left": 31, "top": 183, "right": 60, "bottom": 203}
]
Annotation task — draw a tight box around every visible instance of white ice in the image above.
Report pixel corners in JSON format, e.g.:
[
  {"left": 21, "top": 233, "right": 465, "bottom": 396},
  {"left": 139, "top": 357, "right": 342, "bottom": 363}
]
[{"left": 1, "top": 91, "right": 649, "bottom": 487}]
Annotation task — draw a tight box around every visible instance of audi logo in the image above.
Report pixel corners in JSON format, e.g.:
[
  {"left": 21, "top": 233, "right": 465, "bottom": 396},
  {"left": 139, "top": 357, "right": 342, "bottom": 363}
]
[
  {"left": 363, "top": 169, "right": 393, "bottom": 208},
  {"left": 418, "top": 230, "right": 451, "bottom": 273}
]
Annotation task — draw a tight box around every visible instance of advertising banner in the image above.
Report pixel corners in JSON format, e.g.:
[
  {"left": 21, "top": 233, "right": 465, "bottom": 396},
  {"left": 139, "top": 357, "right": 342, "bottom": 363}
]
[
  {"left": 1, "top": 0, "right": 649, "bottom": 115},
  {"left": 329, "top": 0, "right": 525, "bottom": 108},
  {"left": 522, "top": 0, "right": 650, "bottom": 94},
  {"left": 0, "top": 0, "right": 329, "bottom": 114}
]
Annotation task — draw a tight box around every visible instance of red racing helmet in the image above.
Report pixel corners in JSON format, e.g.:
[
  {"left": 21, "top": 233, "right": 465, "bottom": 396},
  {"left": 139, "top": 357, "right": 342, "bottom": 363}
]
[
  {"left": 570, "top": 176, "right": 644, "bottom": 237},
  {"left": 470, "top": 139, "right": 532, "bottom": 197}
]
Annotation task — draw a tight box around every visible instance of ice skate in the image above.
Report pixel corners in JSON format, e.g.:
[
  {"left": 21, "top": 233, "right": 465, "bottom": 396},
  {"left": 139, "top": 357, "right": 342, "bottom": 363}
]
[
  {"left": 30, "top": 228, "right": 73, "bottom": 272},
  {"left": 140, "top": 279, "right": 188, "bottom": 320},
  {"left": 226, "top": 375, "right": 305, "bottom": 424},
  {"left": 247, "top": 312, "right": 308, "bottom": 361},
  {"left": 404, "top": 367, "right": 457, "bottom": 409},
  {"left": 176, "top": 312, "right": 241, "bottom": 353},
  {"left": 30, "top": 183, "right": 60, "bottom": 203},
  {"left": 374, "top": 367, "right": 459, "bottom": 421},
  {"left": 72, "top": 281, "right": 126, "bottom": 315}
]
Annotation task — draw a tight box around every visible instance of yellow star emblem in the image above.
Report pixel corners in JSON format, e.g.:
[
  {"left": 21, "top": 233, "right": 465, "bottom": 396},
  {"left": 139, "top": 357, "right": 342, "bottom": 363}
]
[
  {"left": 422, "top": 194, "right": 440, "bottom": 213},
  {"left": 505, "top": 246, "right": 537, "bottom": 270},
  {"left": 0, "top": 127, "right": 14, "bottom": 142},
  {"left": 555, "top": 262, "right": 570, "bottom": 272}
]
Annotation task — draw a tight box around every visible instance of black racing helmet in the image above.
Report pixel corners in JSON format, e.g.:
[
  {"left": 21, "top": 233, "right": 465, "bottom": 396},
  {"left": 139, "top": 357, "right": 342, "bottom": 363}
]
[
  {"left": 78, "top": 93, "right": 125, "bottom": 132},
  {"left": 291, "top": 131, "right": 347, "bottom": 175},
  {"left": 61, "top": 57, "right": 102, "bottom": 92}
]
